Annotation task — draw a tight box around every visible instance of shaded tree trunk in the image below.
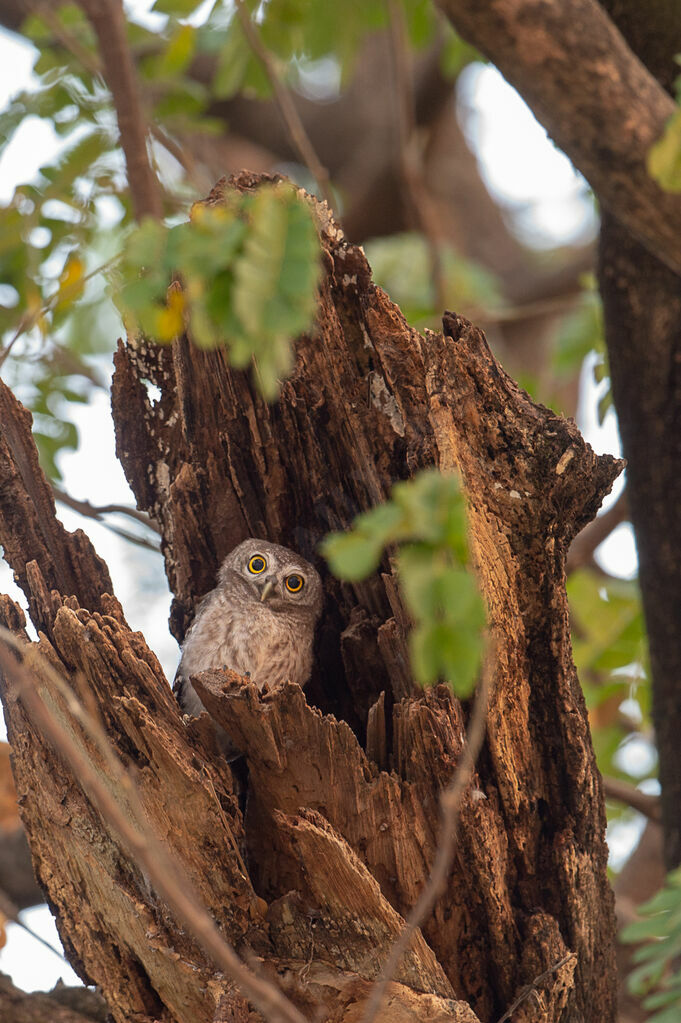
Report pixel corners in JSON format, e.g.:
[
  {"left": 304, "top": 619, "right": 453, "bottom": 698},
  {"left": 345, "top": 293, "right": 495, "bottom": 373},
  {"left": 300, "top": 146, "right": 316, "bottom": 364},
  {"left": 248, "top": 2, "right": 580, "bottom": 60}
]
[{"left": 0, "top": 174, "right": 619, "bottom": 1022}]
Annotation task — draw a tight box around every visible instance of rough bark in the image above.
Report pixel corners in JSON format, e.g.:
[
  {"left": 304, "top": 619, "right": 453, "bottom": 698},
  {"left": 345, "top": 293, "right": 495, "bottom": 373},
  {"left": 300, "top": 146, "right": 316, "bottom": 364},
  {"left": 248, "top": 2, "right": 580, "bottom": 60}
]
[
  {"left": 590, "top": 1, "right": 681, "bottom": 878},
  {"left": 0, "top": 174, "right": 620, "bottom": 1022},
  {"left": 0, "top": 972, "right": 107, "bottom": 1023}
]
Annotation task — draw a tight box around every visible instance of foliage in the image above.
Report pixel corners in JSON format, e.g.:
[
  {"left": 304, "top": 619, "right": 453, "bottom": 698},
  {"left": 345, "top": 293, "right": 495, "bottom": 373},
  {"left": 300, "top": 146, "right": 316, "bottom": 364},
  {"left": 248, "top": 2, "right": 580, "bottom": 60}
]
[
  {"left": 0, "top": 1, "right": 478, "bottom": 481},
  {"left": 568, "top": 568, "right": 653, "bottom": 825},
  {"left": 622, "top": 869, "right": 681, "bottom": 1022},
  {"left": 323, "top": 470, "right": 486, "bottom": 695},
  {"left": 116, "top": 182, "right": 322, "bottom": 397},
  {"left": 365, "top": 232, "right": 501, "bottom": 329}
]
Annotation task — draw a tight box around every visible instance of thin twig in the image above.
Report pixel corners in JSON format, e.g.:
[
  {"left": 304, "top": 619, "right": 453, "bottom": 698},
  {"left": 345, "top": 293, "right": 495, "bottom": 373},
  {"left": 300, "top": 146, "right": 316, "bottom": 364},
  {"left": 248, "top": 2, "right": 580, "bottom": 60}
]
[
  {"left": 387, "top": 0, "right": 448, "bottom": 315},
  {"left": 0, "top": 886, "right": 69, "bottom": 964},
  {"left": 361, "top": 640, "right": 495, "bottom": 1023},
  {"left": 602, "top": 776, "right": 660, "bottom": 823},
  {"left": 77, "top": 0, "right": 163, "bottom": 220},
  {"left": 0, "top": 633, "right": 308, "bottom": 1023},
  {"left": 51, "top": 484, "right": 161, "bottom": 535},
  {"left": 234, "top": 0, "right": 333, "bottom": 209},
  {"left": 495, "top": 951, "right": 577, "bottom": 1023}
]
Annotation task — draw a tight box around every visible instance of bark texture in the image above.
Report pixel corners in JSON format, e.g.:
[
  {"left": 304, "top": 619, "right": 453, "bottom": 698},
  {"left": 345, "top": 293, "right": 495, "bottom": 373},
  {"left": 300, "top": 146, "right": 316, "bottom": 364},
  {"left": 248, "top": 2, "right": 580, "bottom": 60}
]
[
  {"left": 0, "top": 972, "right": 107, "bottom": 1023},
  {"left": 594, "top": 0, "right": 681, "bottom": 874},
  {"left": 0, "top": 174, "right": 620, "bottom": 1022}
]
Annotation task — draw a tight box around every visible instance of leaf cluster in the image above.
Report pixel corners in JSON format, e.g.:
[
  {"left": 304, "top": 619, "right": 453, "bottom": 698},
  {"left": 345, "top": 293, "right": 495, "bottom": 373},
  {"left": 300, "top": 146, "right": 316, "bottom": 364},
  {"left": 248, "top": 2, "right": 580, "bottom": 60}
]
[
  {"left": 622, "top": 869, "right": 681, "bottom": 1022},
  {"left": 116, "top": 182, "right": 322, "bottom": 398},
  {"left": 323, "top": 470, "right": 485, "bottom": 695}
]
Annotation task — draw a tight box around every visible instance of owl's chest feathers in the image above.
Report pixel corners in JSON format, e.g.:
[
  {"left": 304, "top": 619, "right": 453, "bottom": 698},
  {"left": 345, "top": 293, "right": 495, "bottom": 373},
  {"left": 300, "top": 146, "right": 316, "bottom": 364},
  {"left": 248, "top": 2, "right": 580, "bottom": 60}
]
[{"left": 182, "top": 590, "right": 311, "bottom": 689}]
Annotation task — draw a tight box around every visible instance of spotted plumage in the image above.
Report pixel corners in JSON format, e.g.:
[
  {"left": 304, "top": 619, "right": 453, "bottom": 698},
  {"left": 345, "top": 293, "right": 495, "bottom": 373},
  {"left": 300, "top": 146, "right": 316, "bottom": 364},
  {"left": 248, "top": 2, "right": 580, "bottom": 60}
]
[{"left": 173, "top": 538, "right": 323, "bottom": 754}]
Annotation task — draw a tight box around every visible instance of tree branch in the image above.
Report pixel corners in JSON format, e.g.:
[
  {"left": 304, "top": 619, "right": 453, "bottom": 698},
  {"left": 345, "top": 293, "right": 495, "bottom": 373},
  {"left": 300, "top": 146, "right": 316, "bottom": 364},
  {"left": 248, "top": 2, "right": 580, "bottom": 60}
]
[
  {"left": 76, "top": 0, "right": 163, "bottom": 220},
  {"left": 436, "top": 0, "right": 681, "bottom": 276},
  {"left": 51, "top": 484, "right": 162, "bottom": 553},
  {"left": 603, "top": 776, "right": 661, "bottom": 822}
]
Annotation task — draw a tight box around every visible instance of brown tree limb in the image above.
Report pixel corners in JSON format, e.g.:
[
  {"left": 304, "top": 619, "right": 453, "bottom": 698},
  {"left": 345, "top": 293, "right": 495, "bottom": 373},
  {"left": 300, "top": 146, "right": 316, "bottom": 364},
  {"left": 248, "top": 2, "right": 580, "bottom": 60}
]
[
  {"left": 602, "top": 776, "right": 660, "bottom": 823},
  {"left": 0, "top": 380, "right": 114, "bottom": 638},
  {"left": 76, "top": 0, "right": 163, "bottom": 220},
  {"left": 435, "top": 0, "right": 681, "bottom": 277},
  {"left": 51, "top": 484, "right": 161, "bottom": 541}
]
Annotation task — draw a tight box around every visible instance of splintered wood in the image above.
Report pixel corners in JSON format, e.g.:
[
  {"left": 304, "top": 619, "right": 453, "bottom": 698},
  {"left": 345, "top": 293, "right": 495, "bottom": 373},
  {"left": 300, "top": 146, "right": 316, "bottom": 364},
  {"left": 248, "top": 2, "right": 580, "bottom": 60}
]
[{"left": 0, "top": 172, "right": 620, "bottom": 1023}]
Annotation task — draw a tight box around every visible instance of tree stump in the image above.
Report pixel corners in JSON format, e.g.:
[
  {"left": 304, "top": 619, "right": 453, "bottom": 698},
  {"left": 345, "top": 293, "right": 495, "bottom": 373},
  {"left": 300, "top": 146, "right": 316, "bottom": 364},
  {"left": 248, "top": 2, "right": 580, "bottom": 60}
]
[{"left": 0, "top": 172, "right": 621, "bottom": 1023}]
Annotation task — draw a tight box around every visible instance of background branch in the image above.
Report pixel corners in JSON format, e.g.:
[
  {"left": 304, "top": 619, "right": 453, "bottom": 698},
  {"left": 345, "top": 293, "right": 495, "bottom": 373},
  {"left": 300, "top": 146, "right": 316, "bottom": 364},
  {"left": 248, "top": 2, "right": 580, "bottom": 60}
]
[
  {"left": 436, "top": 0, "right": 681, "bottom": 276},
  {"left": 76, "top": 0, "right": 162, "bottom": 220}
]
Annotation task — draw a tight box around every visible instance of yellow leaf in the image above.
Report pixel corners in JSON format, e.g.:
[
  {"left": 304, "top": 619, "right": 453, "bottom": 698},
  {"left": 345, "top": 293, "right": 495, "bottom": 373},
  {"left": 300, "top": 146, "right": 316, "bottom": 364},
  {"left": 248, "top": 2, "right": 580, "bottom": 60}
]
[
  {"left": 156, "top": 286, "right": 185, "bottom": 342},
  {"left": 56, "top": 255, "right": 85, "bottom": 309}
]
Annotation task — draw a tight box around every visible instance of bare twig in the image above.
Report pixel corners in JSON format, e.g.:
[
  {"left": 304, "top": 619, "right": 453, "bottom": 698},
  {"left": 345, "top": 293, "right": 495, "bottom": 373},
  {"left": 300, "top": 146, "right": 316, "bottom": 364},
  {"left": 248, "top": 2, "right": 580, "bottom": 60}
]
[
  {"left": 76, "top": 0, "right": 163, "bottom": 220},
  {"left": 387, "top": 0, "right": 448, "bottom": 315},
  {"left": 361, "top": 640, "right": 494, "bottom": 1023},
  {"left": 603, "top": 776, "right": 660, "bottom": 823},
  {"left": 0, "top": 885, "right": 68, "bottom": 963},
  {"left": 234, "top": 0, "right": 332, "bottom": 209},
  {"left": 495, "top": 951, "right": 577, "bottom": 1023},
  {"left": 51, "top": 483, "right": 161, "bottom": 536},
  {"left": 0, "top": 632, "right": 308, "bottom": 1023}
]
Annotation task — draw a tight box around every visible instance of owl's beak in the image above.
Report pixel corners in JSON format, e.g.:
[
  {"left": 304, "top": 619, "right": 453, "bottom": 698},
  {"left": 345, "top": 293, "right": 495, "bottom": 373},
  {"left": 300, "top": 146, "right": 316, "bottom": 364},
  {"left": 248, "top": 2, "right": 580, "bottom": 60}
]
[{"left": 258, "top": 577, "right": 276, "bottom": 602}]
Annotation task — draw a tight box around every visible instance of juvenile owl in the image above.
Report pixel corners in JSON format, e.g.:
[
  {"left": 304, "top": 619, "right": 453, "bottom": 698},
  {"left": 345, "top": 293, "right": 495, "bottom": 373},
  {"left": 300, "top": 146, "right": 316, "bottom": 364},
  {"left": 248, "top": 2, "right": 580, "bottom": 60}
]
[{"left": 174, "top": 538, "right": 323, "bottom": 746}]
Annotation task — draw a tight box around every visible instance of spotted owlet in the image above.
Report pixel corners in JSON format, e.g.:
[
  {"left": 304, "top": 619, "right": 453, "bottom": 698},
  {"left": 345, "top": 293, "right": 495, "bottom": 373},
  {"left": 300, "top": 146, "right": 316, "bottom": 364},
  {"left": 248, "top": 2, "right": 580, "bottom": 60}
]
[{"left": 174, "top": 538, "right": 323, "bottom": 752}]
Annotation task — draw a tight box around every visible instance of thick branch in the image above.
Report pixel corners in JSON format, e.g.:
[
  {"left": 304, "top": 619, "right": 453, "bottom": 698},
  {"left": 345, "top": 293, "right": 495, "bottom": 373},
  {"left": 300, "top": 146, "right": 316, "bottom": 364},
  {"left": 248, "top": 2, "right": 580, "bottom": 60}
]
[{"left": 436, "top": 0, "right": 681, "bottom": 276}]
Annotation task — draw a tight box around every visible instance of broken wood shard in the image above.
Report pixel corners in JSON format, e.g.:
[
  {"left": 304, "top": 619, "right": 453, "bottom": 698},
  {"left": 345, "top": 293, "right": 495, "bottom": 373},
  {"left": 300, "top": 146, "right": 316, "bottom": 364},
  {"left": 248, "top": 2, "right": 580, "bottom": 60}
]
[{"left": 0, "top": 172, "right": 621, "bottom": 1022}]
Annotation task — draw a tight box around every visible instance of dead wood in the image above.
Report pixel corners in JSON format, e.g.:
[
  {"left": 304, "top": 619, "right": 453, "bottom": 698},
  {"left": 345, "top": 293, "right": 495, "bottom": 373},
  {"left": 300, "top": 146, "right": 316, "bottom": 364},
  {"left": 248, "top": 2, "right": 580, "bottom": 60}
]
[
  {"left": 0, "top": 972, "right": 107, "bottom": 1023},
  {"left": 0, "top": 173, "right": 621, "bottom": 1022}
]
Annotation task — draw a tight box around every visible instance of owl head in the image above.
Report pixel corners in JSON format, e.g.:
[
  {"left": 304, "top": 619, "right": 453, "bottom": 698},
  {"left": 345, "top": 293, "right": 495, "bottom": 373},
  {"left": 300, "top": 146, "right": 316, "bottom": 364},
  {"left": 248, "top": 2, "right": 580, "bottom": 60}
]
[{"left": 218, "top": 538, "right": 323, "bottom": 619}]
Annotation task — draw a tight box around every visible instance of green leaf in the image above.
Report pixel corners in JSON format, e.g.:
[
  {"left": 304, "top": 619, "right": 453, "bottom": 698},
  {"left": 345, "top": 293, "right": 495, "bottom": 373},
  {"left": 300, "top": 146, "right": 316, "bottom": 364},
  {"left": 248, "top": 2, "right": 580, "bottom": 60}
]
[
  {"left": 322, "top": 532, "right": 384, "bottom": 581},
  {"left": 151, "top": 0, "right": 205, "bottom": 14},
  {"left": 648, "top": 107, "right": 681, "bottom": 192}
]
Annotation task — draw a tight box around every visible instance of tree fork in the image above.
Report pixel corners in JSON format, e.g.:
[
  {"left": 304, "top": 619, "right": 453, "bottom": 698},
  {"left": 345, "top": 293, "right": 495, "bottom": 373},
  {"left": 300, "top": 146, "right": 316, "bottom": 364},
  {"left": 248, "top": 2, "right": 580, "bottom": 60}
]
[{"left": 0, "top": 174, "right": 621, "bottom": 1022}]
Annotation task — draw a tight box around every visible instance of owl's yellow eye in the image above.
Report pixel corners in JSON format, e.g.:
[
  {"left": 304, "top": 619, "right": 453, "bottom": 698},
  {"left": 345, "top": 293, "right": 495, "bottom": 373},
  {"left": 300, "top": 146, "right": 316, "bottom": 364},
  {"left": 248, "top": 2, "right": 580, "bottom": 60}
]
[
  {"left": 285, "top": 573, "right": 305, "bottom": 594},
  {"left": 248, "top": 554, "right": 267, "bottom": 575}
]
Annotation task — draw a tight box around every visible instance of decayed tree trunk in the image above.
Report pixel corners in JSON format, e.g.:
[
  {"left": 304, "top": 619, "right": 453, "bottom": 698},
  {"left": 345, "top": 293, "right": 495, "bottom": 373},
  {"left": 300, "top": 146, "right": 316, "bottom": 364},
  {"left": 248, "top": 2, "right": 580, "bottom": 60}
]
[{"left": 0, "top": 173, "right": 620, "bottom": 1022}]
